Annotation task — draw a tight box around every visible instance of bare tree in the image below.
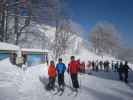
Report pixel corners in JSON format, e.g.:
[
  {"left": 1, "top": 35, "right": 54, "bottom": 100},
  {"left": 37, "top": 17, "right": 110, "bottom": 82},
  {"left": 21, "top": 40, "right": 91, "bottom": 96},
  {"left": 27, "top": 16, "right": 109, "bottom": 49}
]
[
  {"left": 90, "top": 22, "right": 121, "bottom": 56},
  {"left": 0, "top": 0, "right": 32, "bottom": 44},
  {"left": 0, "top": 0, "right": 6, "bottom": 41},
  {"left": 53, "top": 19, "right": 75, "bottom": 60}
]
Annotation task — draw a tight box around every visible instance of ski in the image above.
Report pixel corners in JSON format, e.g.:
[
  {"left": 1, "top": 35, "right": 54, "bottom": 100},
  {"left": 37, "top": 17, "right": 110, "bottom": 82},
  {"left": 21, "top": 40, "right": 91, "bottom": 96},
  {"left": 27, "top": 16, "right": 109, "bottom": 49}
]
[
  {"left": 54, "top": 90, "right": 60, "bottom": 95},
  {"left": 67, "top": 88, "right": 78, "bottom": 96},
  {"left": 73, "top": 91, "right": 78, "bottom": 96},
  {"left": 67, "top": 91, "right": 78, "bottom": 96},
  {"left": 58, "top": 90, "right": 64, "bottom": 96},
  {"left": 53, "top": 87, "right": 64, "bottom": 96}
]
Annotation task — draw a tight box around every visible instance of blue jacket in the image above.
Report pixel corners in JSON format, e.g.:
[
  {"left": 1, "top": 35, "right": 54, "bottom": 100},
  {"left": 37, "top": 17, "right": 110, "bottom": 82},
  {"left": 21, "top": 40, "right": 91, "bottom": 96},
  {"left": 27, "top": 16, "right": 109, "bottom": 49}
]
[{"left": 56, "top": 63, "right": 66, "bottom": 74}]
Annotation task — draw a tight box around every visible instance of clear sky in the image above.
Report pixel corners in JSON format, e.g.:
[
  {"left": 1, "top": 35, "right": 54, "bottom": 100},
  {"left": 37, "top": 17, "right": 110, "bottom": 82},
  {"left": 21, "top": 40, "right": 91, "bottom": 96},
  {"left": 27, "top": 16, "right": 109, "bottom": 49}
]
[{"left": 66, "top": 0, "right": 133, "bottom": 48}]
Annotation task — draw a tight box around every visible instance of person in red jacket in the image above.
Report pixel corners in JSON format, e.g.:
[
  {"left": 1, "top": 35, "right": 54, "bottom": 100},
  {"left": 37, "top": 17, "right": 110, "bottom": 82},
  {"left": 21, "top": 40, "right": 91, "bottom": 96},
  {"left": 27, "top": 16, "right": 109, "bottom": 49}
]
[
  {"left": 80, "top": 62, "right": 85, "bottom": 73},
  {"left": 47, "top": 60, "right": 56, "bottom": 90},
  {"left": 68, "top": 56, "right": 79, "bottom": 92}
]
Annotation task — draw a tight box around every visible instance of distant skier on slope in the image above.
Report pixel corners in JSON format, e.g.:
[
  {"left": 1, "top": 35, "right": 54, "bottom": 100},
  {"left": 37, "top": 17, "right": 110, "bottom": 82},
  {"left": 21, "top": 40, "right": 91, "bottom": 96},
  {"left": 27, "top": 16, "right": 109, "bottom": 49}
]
[
  {"left": 99, "top": 61, "right": 103, "bottom": 71},
  {"left": 92, "top": 61, "right": 95, "bottom": 71},
  {"left": 68, "top": 56, "right": 79, "bottom": 92},
  {"left": 80, "top": 62, "right": 85, "bottom": 73},
  {"left": 115, "top": 61, "right": 119, "bottom": 72},
  {"left": 86, "top": 61, "right": 92, "bottom": 74},
  {"left": 118, "top": 62, "right": 124, "bottom": 81},
  {"left": 56, "top": 58, "right": 66, "bottom": 92},
  {"left": 104, "top": 61, "right": 110, "bottom": 72},
  {"left": 121, "top": 61, "right": 132, "bottom": 83},
  {"left": 47, "top": 61, "right": 56, "bottom": 90}
]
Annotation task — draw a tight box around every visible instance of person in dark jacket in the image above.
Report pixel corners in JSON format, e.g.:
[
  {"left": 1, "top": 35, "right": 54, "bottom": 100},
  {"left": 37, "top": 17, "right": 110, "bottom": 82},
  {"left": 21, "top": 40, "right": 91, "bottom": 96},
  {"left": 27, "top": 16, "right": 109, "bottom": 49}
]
[
  {"left": 99, "top": 61, "right": 103, "bottom": 71},
  {"left": 104, "top": 61, "right": 110, "bottom": 72},
  {"left": 122, "top": 61, "right": 132, "bottom": 83},
  {"left": 56, "top": 58, "right": 66, "bottom": 91},
  {"left": 118, "top": 62, "right": 123, "bottom": 81},
  {"left": 92, "top": 61, "right": 95, "bottom": 71},
  {"left": 68, "top": 56, "right": 79, "bottom": 92},
  {"left": 115, "top": 61, "right": 119, "bottom": 72}
]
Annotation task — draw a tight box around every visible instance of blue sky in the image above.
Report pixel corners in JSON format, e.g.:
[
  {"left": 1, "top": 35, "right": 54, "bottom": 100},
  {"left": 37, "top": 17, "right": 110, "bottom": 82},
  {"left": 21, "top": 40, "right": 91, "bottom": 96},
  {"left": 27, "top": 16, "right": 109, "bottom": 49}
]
[{"left": 66, "top": 0, "right": 133, "bottom": 48}]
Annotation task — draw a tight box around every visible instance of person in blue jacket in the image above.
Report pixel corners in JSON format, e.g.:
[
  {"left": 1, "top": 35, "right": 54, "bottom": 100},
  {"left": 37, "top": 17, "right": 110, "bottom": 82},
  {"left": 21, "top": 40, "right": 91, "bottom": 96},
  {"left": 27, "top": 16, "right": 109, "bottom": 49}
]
[{"left": 56, "top": 58, "right": 66, "bottom": 91}]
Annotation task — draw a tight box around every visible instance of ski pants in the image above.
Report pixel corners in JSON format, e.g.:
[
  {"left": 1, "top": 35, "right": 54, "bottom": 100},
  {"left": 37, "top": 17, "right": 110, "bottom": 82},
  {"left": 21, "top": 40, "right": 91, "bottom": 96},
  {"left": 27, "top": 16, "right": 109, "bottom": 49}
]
[
  {"left": 124, "top": 72, "right": 128, "bottom": 82},
  {"left": 119, "top": 71, "right": 123, "bottom": 80},
  {"left": 48, "top": 77, "right": 56, "bottom": 89},
  {"left": 71, "top": 74, "right": 79, "bottom": 89},
  {"left": 58, "top": 74, "right": 65, "bottom": 87}
]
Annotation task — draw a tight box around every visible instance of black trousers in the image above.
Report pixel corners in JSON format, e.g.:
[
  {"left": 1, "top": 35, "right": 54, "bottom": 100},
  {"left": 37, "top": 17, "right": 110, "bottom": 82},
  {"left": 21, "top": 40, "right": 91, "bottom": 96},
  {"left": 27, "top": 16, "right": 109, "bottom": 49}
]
[
  {"left": 71, "top": 74, "right": 79, "bottom": 89},
  {"left": 119, "top": 72, "right": 129, "bottom": 82},
  {"left": 119, "top": 71, "right": 123, "bottom": 80},
  {"left": 124, "top": 72, "right": 128, "bottom": 82},
  {"left": 48, "top": 77, "right": 55, "bottom": 89},
  {"left": 58, "top": 74, "right": 65, "bottom": 87}
]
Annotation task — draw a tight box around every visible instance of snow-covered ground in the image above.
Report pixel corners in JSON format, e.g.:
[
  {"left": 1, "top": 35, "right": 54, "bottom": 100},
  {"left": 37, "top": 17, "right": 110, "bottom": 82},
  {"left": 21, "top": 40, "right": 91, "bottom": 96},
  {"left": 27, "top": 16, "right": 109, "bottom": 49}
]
[{"left": 0, "top": 58, "right": 133, "bottom": 100}]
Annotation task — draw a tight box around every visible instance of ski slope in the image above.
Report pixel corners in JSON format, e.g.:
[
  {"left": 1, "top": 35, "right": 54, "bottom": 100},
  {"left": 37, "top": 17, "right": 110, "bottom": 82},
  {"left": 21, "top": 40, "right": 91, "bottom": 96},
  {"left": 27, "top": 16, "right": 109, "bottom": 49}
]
[{"left": 0, "top": 58, "right": 133, "bottom": 100}]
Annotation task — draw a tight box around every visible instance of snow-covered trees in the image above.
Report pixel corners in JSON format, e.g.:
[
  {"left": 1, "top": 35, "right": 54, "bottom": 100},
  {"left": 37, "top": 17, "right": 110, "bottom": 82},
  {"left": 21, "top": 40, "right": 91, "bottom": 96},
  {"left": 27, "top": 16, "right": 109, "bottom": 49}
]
[
  {"left": 53, "top": 20, "right": 75, "bottom": 60},
  {"left": 90, "top": 22, "right": 121, "bottom": 56},
  {"left": 0, "top": 0, "right": 32, "bottom": 44},
  {"left": 118, "top": 48, "right": 133, "bottom": 63}
]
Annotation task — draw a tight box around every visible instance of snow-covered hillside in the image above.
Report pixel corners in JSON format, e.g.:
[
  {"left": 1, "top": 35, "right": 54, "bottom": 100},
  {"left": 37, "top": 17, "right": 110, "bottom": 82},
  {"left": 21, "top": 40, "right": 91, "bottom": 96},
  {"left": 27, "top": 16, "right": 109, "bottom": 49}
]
[
  {"left": 0, "top": 58, "right": 133, "bottom": 100},
  {"left": 5, "top": 19, "right": 119, "bottom": 63},
  {"left": 1, "top": 23, "right": 133, "bottom": 100}
]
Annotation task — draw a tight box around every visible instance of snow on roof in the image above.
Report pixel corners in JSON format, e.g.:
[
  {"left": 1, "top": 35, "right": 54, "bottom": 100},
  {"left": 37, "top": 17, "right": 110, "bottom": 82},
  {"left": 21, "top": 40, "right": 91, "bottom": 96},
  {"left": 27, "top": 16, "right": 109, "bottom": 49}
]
[
  {"left": 21, "top": 48, "right": 49, "bottom": 53},
  {"left": 0, "top": 42, "right": 20, "bottom": 51}
]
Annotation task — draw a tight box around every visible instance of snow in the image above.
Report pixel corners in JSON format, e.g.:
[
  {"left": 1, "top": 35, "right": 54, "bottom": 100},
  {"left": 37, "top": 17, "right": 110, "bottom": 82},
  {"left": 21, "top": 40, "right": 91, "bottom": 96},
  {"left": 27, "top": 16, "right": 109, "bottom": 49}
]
[
  {"left": 0, "top": 28, "right": 133, "bottom": 100},
  {"left": 0, "top": 58, "right": 133, "bottom": 100},
  {"left": 38, "top": 24, "right": 55, "bottom": 42},
  {"left": 0, "top": 42, "right": 20, "bottom": 51}
]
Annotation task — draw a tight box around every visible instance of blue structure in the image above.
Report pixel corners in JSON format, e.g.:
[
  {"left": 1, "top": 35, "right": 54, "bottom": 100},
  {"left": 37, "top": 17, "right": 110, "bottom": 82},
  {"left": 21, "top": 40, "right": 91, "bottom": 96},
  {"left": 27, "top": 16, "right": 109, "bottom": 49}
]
[
  {"left": 21, "top": 48, "right": 48, "bottom": 66},
  {"left": 0, "top": 42, "right": 19, "bottom": 61},
  {"left": 0, "top": 51, "right": 10, "bottom": 60}
]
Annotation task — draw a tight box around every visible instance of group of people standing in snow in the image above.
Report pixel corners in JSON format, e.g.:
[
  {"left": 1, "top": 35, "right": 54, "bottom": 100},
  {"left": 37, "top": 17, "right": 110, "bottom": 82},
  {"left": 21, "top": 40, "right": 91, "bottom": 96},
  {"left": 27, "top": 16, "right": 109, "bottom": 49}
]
[
  {"left": 47, "top": 56, "right": 79, "bottom": 93},
  {"left": 47, "top": 57, "right": 132, "bottom": 92},
  {"left": 86, "top": 60, "right": 132, "bottom": 83}
]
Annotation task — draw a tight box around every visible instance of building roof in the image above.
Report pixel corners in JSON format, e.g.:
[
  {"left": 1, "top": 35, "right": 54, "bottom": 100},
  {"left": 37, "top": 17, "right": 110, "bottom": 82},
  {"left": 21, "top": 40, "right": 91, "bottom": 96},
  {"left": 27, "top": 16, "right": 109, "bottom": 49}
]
[
  {"left": 0, "top": 42, "right": 20, "bottom": 51},
  {"left": 21, "top": 48, "right": 49, "bottom": 54}
]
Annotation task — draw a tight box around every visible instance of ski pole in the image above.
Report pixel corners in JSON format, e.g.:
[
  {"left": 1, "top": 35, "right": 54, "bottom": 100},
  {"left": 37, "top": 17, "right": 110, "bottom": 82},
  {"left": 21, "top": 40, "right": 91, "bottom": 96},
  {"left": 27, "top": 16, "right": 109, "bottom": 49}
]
[
  {"left": 79, "top": 73, "right": 82, "bottom": 92},
  {"left": 68, "top": 73, "right": 72, "bottom": 89}
]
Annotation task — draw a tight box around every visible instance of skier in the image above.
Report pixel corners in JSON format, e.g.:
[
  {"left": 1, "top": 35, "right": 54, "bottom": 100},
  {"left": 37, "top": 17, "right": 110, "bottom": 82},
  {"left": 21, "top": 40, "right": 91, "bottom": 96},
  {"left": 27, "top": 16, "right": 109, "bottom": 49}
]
[
  {"left": 80, "top": 62, "right": 85, "bottom": 73},
  {"left": 115, "top": 61, "right": 119, "bottom": 72},
  {"left": 99, "top": 61, "right": 103, "bottom": 71},
  {"left": 56, "top": 58, "right": 66, "bottom": 92},
  {"left": 68, "top": 56, "right": 79, "bottom": 92},
  {"left": 95, "top": 60, "right": 99, "bottom": 72},
  {"left": 92, "top": 61, "right": 95, "bottom": 71},
  {"left": 118, "top": 62, "right": 123, "bottom": 81},
  {"left": 103, "top": 61, "right": 106, "bottom": 72},
  {"left": 122, "top": 61, "right": 132, "bottom": 83},
  {"left": 111, "top": 61, "right": 115, "bottom": 71},
  {"left": 104, "top": 61, "right": 110, "bottom": 72},
  {"left": 86, "top": 61, "right": 92, "bottom": 74},
  {"left": 47, "top": 61, "right": 56, "bottom": 90}
]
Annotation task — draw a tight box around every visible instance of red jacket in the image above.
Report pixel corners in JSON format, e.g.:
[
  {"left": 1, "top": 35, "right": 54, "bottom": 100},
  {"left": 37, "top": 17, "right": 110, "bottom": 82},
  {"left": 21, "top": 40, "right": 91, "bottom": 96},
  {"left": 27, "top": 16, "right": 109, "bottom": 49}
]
[
  {"left": 48, "top": 65, "right": 56, "bottom": 78},
  {"left": 68, "top": 60, "right": 79, "bottom": 74}
]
